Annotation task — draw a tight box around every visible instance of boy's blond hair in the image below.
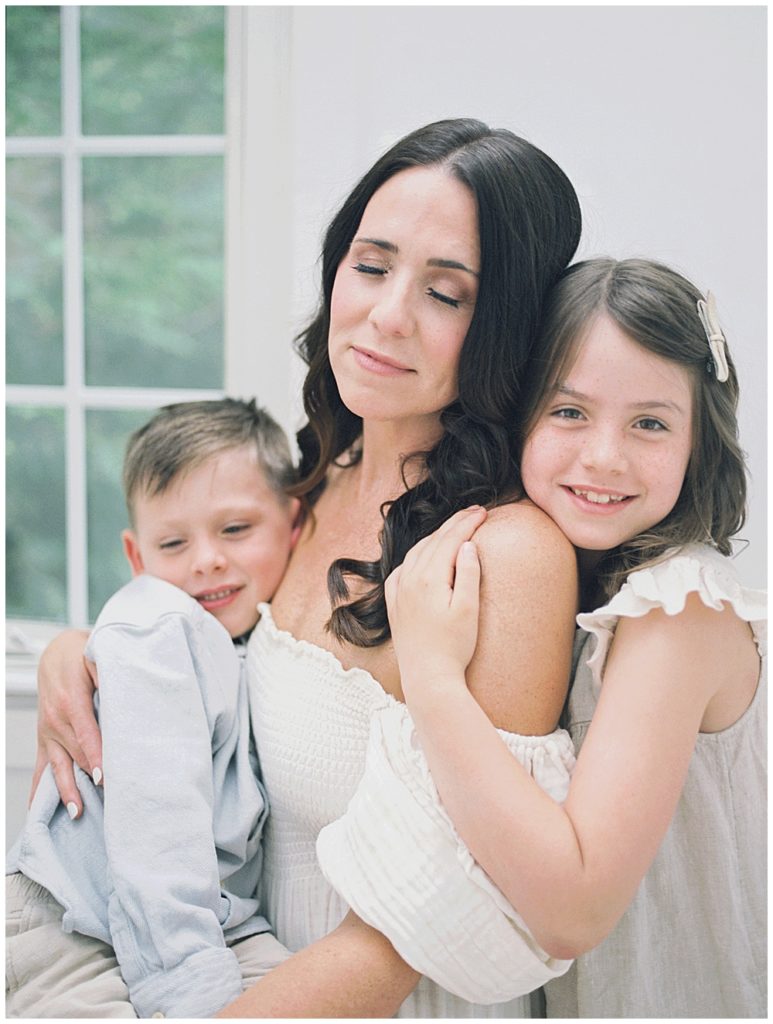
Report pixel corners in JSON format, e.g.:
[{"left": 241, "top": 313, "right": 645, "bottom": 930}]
[{"left": 123, "top": 398, "right": 296, "bottom": 525}]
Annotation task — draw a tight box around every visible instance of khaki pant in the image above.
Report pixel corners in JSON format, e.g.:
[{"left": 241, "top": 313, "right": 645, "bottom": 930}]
[{"left": 6, "top": 873, "right": 291, "bottom": 1018}]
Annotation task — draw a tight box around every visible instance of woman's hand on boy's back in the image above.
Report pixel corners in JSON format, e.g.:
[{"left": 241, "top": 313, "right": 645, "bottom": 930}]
[
  {"left": 31, "top": 628, "right": 102, "bottom": 818},
  {"left": 385, "top": 506, "right": 487, "bottom": 700}
]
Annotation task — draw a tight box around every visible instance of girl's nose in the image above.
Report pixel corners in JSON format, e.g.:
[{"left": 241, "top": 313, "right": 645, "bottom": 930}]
[
  {"left": 367, "top": 278, "right": 415, "bottom": 338},
  {"left": 580, "top": 428, "right": 628, "bottom": 475}
]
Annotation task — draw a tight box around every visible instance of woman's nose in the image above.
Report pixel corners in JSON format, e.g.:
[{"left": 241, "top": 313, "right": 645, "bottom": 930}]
[{"left": 367, "top": 278, "right": 415, "bottom": 338}]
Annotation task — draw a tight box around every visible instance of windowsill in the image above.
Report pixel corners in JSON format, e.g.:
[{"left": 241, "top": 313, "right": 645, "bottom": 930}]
[{"left": 6, "top": 619, "right": 69, "bottom": 698}]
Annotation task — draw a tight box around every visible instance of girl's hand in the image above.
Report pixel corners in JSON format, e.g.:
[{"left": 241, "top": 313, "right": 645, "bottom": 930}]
[
  {"left": 30, "top": 629, "right": 103, "bottom": 818},
  {"left": 385, "top": 506, "right": 486, "bottom": 695}
]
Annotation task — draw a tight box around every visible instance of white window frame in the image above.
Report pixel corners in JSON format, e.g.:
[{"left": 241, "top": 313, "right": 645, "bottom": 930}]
[{"left": 6, "top": 6, "right": 292, "bottom": 691}]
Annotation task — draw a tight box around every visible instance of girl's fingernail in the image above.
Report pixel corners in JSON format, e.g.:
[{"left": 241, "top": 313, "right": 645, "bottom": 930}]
[
  {"left": 67, "top": 802, "right": 78, "bottom": 820},
  {"left": 92, "top": 767, "right": 103, "bottom": 786}
]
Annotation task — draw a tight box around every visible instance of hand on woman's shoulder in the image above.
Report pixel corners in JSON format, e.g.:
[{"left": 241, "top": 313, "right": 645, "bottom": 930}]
[{"left": 467, "top": 500, "right": 578, "bottom": 734}]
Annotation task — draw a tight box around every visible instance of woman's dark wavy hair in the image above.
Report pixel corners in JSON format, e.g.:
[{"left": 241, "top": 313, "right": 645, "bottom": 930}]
[
  {"left": 291, "top": 117, "right": 582, "bottom": 646},
  {"left": 518, "top": 258, "right": 747, "bottom": 601}
]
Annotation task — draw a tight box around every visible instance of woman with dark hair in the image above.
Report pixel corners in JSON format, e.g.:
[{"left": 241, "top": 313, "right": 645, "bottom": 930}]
[{"left": 31, "top": 118, "right": 584, "bottom": 1017}]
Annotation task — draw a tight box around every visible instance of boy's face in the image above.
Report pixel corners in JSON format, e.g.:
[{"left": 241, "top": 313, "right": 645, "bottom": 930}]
[{"left": 122, "top": 446, "right": 299, "bottom": 638}]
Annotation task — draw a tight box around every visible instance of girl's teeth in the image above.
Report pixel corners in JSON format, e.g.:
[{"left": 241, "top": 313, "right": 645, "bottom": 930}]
[
  {"left": 572, "top": 488, "right": 626, "bottom": 504},
  {"left": 201, "top": 589, "right": 234, "bottom": 601}
]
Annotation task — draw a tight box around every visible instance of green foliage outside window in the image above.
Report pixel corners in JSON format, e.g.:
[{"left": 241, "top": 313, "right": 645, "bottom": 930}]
[
  {"left": 6, "top": 6, "right": 226, "bottom": 623},
  {"left": 5, "top": 6, "right": 61, "bottom": 136}
]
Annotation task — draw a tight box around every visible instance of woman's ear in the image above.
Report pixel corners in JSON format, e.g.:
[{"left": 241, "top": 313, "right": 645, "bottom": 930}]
[{"left": 121, "top": 530, "right": 145, "bottom": 576}]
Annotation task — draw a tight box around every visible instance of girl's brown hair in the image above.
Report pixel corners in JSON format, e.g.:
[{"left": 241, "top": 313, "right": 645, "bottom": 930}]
[{"left": 520, "top": 258, "right": 747, "bottom": 599}]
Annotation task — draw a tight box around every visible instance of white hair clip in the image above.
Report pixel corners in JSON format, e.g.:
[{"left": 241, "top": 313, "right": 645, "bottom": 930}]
[{"left": 696, "top": 291, "right": 729, "bottom": 382}]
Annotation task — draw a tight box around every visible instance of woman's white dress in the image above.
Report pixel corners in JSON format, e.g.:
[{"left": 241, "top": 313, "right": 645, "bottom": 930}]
[{"left": 247, "top": 603, "right": 575, "bottom": 1017}]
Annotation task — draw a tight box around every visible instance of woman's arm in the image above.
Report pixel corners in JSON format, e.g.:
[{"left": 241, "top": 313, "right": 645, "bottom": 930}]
[
  {"left": 388, "top": 529, "right": 751, "bottom": 957},
  {"left": 31, "top": 629, "right": 102, "bottom": 816},
  {"left": 218, "top": 912, "right": 419, "bottom": 1018}
]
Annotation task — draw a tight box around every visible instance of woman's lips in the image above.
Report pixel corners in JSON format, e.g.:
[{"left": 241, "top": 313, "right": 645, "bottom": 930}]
[{"left": 352, "top": 346, "right": 413, "bottom": 376}]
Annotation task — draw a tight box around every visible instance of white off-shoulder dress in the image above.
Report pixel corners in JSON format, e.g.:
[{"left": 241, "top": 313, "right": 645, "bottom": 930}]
[
  {"left": 247, "top": 604, "right": 576, "bottom": 1017},
  {"left": 545, "top": 544, "right": 767, "bottom": 1019}
]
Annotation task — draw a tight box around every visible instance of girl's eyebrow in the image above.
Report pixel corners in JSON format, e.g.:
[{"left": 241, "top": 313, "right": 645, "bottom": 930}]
[
  {"left": 352, "top": 237, "right": 480, "bottom": 278},
  {"left": 556, "top": 384, "right": 687, "bottom": 416}
]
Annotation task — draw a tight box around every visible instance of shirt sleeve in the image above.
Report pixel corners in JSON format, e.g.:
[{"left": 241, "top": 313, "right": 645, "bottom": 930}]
[
  {"left": 88, "top": 583, "right": 245, "bottom": 1019},
  {"left": 316, "top": 701, "right": 576, "bottom": 1004}
]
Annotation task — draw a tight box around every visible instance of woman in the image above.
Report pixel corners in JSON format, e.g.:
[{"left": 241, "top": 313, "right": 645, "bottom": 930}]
[{"left": 31, "top": 118, "right": 582, "bottom": 1017}]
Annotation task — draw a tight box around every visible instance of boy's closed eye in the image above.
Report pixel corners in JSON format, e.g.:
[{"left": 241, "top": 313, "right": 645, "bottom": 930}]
[
  {"left": 222, "top": 523, "right": 252, "bottom": 536},
  {"left": 159, "top": 538, "right": 185, "bottom": 551}
]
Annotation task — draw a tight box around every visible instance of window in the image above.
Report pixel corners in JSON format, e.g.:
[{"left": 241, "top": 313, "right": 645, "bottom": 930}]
[{"left": 6, "top": 5, "right": 227, "bottom": 626}]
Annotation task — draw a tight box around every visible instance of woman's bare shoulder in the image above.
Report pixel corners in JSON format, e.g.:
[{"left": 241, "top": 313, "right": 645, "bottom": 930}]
[
  {"left": 466, "top": 500, "right": 578, "bottom": 733},
  {"left": 476, "top": 499, "right": 577, "bottom": 580}
]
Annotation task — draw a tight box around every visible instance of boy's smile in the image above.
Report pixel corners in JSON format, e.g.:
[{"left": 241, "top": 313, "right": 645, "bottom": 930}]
[{"left": 122, "top": 445, "right": 299, "bottom": 638}]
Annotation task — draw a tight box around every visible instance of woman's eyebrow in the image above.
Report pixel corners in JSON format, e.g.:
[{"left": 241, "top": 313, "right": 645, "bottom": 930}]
[
  {"left": 352, "top": 237, "right": 397, "bottom": 254},
  {"left": 427, "top": 257, "right": 479, "bottom": 279},
  {"left": 352, "top": 238, "right": 479, "bottom": 277}
]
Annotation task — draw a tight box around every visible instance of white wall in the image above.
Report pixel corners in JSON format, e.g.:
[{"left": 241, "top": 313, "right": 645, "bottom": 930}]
[{"left": 281, "top": 5, "right": 765, "bottom": 587}]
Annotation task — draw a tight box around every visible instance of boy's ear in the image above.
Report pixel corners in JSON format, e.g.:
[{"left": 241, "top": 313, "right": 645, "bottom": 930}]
[
  {"left": 121, "top": 529, "right": 145, "bottom": 577},
  {"left": 288, "top": 497, "right": 303, "bottom": 550}
]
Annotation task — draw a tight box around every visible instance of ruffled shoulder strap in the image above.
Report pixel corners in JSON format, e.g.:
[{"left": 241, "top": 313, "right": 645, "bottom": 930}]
[{"left": 578, "top": 543, "right": 767, "bottom": 692}]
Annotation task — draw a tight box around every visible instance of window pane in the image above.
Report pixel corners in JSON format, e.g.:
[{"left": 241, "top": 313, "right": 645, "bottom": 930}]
[
  {"left": 6, "top": 406, "right": 67, "bottom": 621},
  {"left": 83, "top": 155, "right": 224, "bottom": 389},
  {"left": 6, "top": 157, "right": 64, "bottom": 386},
  {"left": 86, "top": 408, "right": 155, "bottom": 620},
  {"left": 6, "top": 6, "right": 61, "bottom": 137},
  {"left": 81, "top": 6, "right": 225, "bottom": 136}
]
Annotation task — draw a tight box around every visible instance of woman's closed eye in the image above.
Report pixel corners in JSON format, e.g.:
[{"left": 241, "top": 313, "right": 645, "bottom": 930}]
[
  {"left": 352, "top": 261, "right": 387, "bottom": 276},
  {"left": 427, "top": 287, "right": 461, "bottom": 309}
]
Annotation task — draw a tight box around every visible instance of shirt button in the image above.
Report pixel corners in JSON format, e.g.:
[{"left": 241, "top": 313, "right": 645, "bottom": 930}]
[{"left": 151, "top": 1014, "right": 165, "bottom": 1019}]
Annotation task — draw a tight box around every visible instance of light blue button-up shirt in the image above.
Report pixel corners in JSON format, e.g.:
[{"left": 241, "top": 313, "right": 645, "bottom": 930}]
[{"left": 7, "top": 575, "right": 272, "bottom": 1018}]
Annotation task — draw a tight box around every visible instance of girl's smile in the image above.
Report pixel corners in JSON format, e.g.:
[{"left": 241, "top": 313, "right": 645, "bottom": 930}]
[{"left": 521, "top": 314, "right": 693, "bottom": 556}]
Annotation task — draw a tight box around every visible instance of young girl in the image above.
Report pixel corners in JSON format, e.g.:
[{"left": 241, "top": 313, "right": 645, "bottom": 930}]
[{"left": 324, "top": 258, "right": 765, "bottom": 1017}]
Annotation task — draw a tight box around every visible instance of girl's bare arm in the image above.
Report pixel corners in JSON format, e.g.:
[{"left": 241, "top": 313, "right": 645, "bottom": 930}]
[{"left": 389, "top": 529, "right": 753, "bottom": 957}]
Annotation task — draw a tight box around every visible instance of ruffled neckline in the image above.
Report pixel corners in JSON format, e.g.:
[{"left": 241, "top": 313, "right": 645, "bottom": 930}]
[
  {"left": 253, "top": 602, "right": 400, "bottom": 709},
  {"left": 578, "top": 544, "right": 767, "bottom": 695}
]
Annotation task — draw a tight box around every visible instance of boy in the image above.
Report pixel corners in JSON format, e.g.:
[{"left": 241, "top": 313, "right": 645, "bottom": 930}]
[{"left": 7, "top": 398, "right": 299, "bottom": 1018}]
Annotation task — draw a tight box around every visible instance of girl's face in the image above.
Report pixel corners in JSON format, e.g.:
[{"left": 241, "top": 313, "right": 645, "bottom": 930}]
[
  {"left": 521, "top": 314, "right": 694, "bottom": 558},
  {"left": 328, "top": 165, "right": 480, "bottom": 429}
]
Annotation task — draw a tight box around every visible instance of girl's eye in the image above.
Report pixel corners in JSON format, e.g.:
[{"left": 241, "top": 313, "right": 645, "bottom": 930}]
[
  {"left": 636, "top": 417, "right": 668, "bottom": 432},
  {"left": 352, "top": 262, "right": 386, "bottom": 276},
  {"left": 551, "top": 407, "right": 584, "bottom": 421},
  {"left": 427, "top": 287, "right": 461, "bottom": 309},
  {"left": 159, "top": 538, "right": 184, "bottom": 551}
]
